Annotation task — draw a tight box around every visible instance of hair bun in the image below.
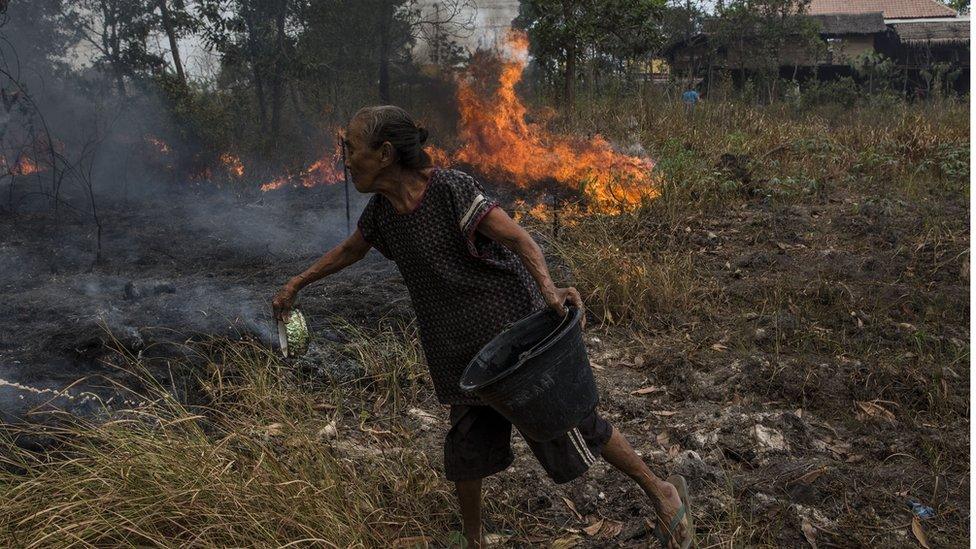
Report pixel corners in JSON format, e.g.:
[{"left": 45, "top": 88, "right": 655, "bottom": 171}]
[{"left": 417, "top": 127, "right": 429, "bottom": 144}]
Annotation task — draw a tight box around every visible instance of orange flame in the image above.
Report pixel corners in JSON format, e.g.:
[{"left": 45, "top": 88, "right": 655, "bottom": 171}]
[
  {"left": 426, "top": 145, "right": 452, "bottom": 168},
  {"left": 260, "top": 138, "right": 345, "bottom": 192},
  {"left": 453, "top": 31, "right": 657, "bottom": 210},
  {"left": 220, "top": 152, "right": 245, "bottom": 178},
  {"left": 10, "top": 154, "right": 43, "bottom": 176}
]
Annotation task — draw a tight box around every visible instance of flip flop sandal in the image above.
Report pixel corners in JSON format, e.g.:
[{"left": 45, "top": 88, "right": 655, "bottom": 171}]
[{"left": 652, "top": 474, "right": 695, "bottom": 549}]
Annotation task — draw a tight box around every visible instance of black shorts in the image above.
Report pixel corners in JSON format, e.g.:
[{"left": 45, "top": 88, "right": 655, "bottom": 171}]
[{"left": 443, "top": 404, "right": 613, "bottom": 484}]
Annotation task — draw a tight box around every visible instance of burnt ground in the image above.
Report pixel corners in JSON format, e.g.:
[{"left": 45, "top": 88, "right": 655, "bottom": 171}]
[
  {"left": 0, "top": 183, "right": 395, "bottom": 427},
  {"left": 0, "top": 172, "right": 969, "bottom": 547}
]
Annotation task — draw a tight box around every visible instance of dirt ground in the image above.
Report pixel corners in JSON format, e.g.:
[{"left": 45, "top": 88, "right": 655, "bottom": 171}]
[{"left": 0, "top": 169, "right": 968, "bottom": 546}]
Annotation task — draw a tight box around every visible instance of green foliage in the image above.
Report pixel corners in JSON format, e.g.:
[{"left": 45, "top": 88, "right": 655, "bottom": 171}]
[
  {"left": 711, "top": 0, "right": 824, "bottom": 90},
  {"left": 69, "top": 0, "right": 168, "bottom": 89},
  {"left": 515, "top": 0, "right": 665, "bottom": 104},
  {"left": 795, "top": 76, "right": 860, "bottom": 109},
  {"left": 852, "top": 51, "right": 897, "bottom": 94}
]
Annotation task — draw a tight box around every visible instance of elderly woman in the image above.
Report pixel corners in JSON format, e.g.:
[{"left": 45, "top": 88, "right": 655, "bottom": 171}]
[{"left": 272, "top": 105, "right": 693, "bottom": 548}]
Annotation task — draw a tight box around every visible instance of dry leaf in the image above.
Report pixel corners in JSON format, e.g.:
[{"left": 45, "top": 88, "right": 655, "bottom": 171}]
[
  {"left": 801, "top": 518, "right": 818, "bottom": 548},
  {"left": 589, "top": 362, "right": 605, "bottom": 371},
  {"left": 317, "top": 421, "right": 338, "bottom": 440},
  {"left": 562, "top": 497, "right": 583, "bottom": 521},
  {"left": 823, "top": 437, "right": 851, "bottom": 456},
  {"left": 668, "top": 444, "right": 681, "bottom": 459},
  {"left": 656, "top": 431, "right": 670, "bottom": 446},
  {"left": 912, "top": 516, "right": 930, "bottom": 548},
  {"left": 599, "top": 520, "right": 624, "bottom": 539},
  {"left": 485, "top": 533, "right": 512, "bottom": 546},
  {"left": 856, "top": 400, "right": 897, "bottom": 423},
  {"left": 631, "top": 385, "right": 662, "bottom": 395},
  {"left": 792, "top": 467, "right": 827, "bottom": 485},
  {"left": 583, "top": 518, "right": 605, "bottom": 536},
  {"left": 551, "top": 534, "right": 581, "bottom": 549},
  {"left": 650, "top": 410, "right": 677, "bottom": 416},
  {"left": 711, "top": 343, "right": 729, "bottom": 352}
]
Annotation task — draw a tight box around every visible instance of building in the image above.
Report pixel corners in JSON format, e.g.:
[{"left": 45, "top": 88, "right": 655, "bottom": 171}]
[
  {"left": 808, "top": 0, "right": 969, "bottom": 93},
  {"left": 664, "top": 0, "right": 969, "bottom": 94}
]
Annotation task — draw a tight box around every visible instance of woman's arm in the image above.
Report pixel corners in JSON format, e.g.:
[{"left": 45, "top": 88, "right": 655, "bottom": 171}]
[
  {"left": 476, "top": 207, "right": 585, "bottom": 327},
  {"left": 272, "top": 229, "right": 372, "bottom": 319}
]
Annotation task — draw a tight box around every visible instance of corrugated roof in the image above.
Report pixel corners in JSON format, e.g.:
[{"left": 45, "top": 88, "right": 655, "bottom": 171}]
[
  {"left": 809, "top": 12, "right": 887, "bottom": 33},
  {"left": 892, "top": 20, "right": 971, "bottom": 42},
  {"left": 807, "top": 0, "right": 957, "bottom": 18}
]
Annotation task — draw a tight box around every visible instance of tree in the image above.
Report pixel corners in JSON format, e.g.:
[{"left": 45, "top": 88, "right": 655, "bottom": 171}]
[
  {"left": 198, "top": 0, "right": 297, "bottom": 145},
  {"left": 516, "top": 0, "right": 665, "bottom": 109},
  {"left": 155, "top": 0, "right": 196, "bottom": 85},
  {"left": 941, "top": 0, "right": 969, "bottom": 14},
  {"left": 69, "top": 0, "right": 164, "bottom": 96},
  {"left": 711, "top": 0, "right": 823, "bottom": 101}
]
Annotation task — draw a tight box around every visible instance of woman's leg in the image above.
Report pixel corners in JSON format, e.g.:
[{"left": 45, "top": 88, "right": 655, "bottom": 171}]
[
  {"left": 455, "top": 478, "right": 484, "bottom": 548},
  {"left": 600, "top": 425, "right": 689, "bottom": 548}
]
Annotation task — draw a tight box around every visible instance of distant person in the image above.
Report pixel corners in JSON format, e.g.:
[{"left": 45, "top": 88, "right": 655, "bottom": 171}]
[
  {"left": 273, "top": 105, "right": 694, "bottom": 549},
  {"left": 682, "top": 88, "right": 700, "bottom": 115}
]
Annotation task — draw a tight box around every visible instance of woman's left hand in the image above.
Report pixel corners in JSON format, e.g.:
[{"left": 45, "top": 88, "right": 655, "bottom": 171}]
[{"left": 545, "top": 286, "right": 585, "bottom": 329}]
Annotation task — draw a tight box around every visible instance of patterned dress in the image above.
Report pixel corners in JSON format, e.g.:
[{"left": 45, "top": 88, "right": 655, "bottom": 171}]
[{"left": 356, "top": 168, "right": 545, "bottom": 404}]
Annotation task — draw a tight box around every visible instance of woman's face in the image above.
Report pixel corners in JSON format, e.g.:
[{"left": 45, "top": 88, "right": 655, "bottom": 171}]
[{"left": 343, "top": 117, "right": 392, "bottom": 193}]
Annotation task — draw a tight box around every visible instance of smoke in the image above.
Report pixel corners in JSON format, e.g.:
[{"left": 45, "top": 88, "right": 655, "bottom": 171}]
[{"left": 0, "top": 6, "right": 381, "bottom": 429}]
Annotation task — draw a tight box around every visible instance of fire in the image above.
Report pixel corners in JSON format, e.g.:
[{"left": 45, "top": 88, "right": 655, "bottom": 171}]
[
  {"left": 256, "top": 32, "right": 655, "bottom": 205},
  {"left": 453, "top": 31, "right": 657, "bottom": 210},
  {"left": 220, "top": 152, "right": 245, "bottom": 178},
  {"left": 144, "top": 134, "right": 171, "bottom": 155},
  {"left": 10, "top": 154, "right": 43, "bottom": 176},
  {"left": 260, "top": 138, "right": 345, "bottom": 192},
  {"left": 426, "top": 145, "right": 451, "bottom": 168}
]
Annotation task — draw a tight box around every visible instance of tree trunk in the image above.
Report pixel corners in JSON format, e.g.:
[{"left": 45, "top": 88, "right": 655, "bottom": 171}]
[
  {"left": 241, "top": 3, "right": 268, "bottom": 132},
  {"left": 157, "top": 0, "right": 186, "bottom": 84},
  {"left": 561, "top": 0, "right": 576, "bottom": 111},
  {"left": 564, "top": 41, "right": 576, "bottom": 110},
  {"left": 270, "top": 0, "right": 288, "bottom": 147},
  {"left": 378, "top": 0, "right": 393, "bottom": 103}
]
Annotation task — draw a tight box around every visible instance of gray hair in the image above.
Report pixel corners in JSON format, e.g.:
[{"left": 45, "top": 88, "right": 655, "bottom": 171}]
[{"left": 353, "top": 105, "right": 431, "bottom": 170}]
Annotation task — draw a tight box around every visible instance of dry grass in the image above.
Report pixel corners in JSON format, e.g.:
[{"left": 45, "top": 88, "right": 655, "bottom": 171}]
[
  {"left": 0, "top": 94, "right": 968, "bottom": 548},
  {"left": 561, "top": 90, "right": 969, "bottom": 216},
  {"left": 0, "top": 326, "right": 460, "bottom": 548},
  {"left": 540, "top": 212, "right": 704, "bottom": 331}
]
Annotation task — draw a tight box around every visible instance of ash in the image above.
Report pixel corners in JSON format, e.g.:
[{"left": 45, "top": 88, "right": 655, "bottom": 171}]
[{"left": 0, "top": 182, "right": 412, "bottom": 431}]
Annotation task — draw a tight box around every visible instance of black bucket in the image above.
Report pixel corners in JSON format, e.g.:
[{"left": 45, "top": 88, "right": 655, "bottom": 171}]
[{"left": 459, "top": 305, "right": 598, "bottom": 442}]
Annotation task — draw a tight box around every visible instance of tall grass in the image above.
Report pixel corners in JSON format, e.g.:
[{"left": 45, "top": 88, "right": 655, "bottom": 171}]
[
  {"left": 0, "top": 325, "right": 458, "bottom": 547},
  {"left": 538, "top": 212, "right": 705, "bottom": 332}
]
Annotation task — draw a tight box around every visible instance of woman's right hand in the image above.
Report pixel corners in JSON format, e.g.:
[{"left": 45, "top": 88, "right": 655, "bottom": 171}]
[{"left": 272, "top": 284, "right": 298, "bottom": 321}]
